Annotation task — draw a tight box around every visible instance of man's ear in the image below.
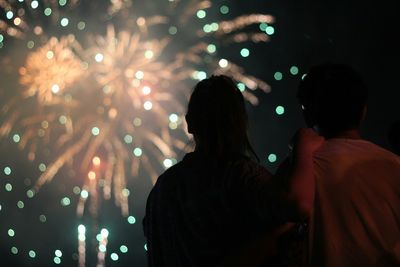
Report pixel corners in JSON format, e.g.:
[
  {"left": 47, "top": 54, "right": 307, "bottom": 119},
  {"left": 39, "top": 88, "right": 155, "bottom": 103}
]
[
  {"left": 302, "top": 108, "right": 317, "bottom": 129},
  {"left": 361, "top": 105, "right": 367, "bottom": 122}
]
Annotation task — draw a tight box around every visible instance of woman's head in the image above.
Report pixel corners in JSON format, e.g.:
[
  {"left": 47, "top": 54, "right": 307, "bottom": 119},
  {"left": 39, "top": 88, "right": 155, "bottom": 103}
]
[{"left": 185, "top": 75, "right": 257, "bottom": 160}]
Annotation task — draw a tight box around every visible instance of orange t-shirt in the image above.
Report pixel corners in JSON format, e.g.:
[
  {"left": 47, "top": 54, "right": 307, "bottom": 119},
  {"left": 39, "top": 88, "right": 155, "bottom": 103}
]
[{"left": 310, "top": 139, "right": 400, "bottom": 267}]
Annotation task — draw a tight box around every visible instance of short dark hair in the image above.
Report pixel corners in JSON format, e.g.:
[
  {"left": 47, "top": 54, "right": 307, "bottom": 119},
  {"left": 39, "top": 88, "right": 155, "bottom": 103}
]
[
  {"left": 186, "top": 75, "right": 258, "bottom": 160},
  {"left": 297, "top": 63, "right": 368, "bottom": 136}
]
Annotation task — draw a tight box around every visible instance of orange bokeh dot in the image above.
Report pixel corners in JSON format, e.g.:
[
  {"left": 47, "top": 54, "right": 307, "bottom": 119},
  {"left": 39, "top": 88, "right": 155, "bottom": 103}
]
[
  {"left": 92, "top": 156, "right": 101, "bottom": 166},
  {"left": 88, "top": 171, "right": 96, "bottom": 180}
]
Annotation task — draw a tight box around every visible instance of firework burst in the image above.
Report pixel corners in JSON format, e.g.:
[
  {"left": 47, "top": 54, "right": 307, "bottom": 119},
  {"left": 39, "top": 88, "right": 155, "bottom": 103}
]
[
  {"left": 0, "top": 0, "right": 275, "bottom": 218},
  {"left": 19, "top": 35, "right": 83, "bottom": 104}
]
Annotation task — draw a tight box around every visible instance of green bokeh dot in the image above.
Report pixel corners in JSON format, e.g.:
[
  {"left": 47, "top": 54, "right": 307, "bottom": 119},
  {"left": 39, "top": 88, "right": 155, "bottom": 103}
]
[
  {"left": 11, "top": 247, "right": 18, "bottom": 254},
  {"left": 274, "top": 72, "right": 283, "bottom": 81},
  {"left": 110, "top": 253, "right": 119, "bottom": 261},
  {"left": 127, "top": 216, "right": 136, "bottom": 224},
  {"left": 240, "top": 48, "right": 250, "bottom": 57},
  {"left": 268, "top": 154, "right": 277, "bottom": 163},
  {"left": 39, "top": 214, "right": 47, "bottom": 223},
  {"left": 29, "top": 250, "right": 36, "bottom": 258},
  {"left": 120, "top": 245, "right": 128, "bottom": 253},
  {"left": 220, "top": 5, "right": 229, "bottom": 14},
  {"left": 196, "top": 10, "right": 206, "bottom": 19},
  {"left": 54, "top": 257, "right": 61, "bottom": 264},
  {"left": 8, "top": 229, "right": 15, "bottom": 237},
  {"left": 5, "top": 183, "right": 12, "bottom": 192},
  {"left": 290, "top": 66, "right": 299, "bottom": 75},
  {"left": 4, "top": 166, "right": 11, "bottom": 175},
  {"left": 168, "top": 26, "right": 177, "bottom": 35},
  {"left": 12, "top": 134, "right": 20, "bottom": 143},
  {"left": 17, "top": 201, "right": 24, "bottom": 209},
  {"left": 266, "top": 26, "right": 275, "bottom": 35},
  {"left": 276, "top": 106, "right": 285, "bottom": 115},
  {"left": 259, "top": 23, "right": 268, "bottom": 31},
  {"left": 44, "top": 8, "right": 52, "bottom": 16},
  {"left": 27, "top": 190, "right": 35, "bottom": 198}
]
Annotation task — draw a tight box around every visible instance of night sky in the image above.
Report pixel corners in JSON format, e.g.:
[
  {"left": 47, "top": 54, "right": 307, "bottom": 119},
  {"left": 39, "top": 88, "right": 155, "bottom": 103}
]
[{"left": 1, "top": 0, "right": 399, "bottom": 266}]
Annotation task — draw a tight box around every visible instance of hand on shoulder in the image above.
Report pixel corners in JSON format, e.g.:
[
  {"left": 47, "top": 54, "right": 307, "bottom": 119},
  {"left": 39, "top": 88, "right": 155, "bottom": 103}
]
[{"left": 293, "top": 128, "right": 325, "bottom": 156}]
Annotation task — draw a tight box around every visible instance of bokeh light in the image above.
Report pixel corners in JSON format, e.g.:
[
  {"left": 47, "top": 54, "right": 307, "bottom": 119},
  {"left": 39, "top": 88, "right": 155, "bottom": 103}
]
[
  {"left": 60, "top": 18, "right": 69, "bottom": 27},
  {"left": 54, "top": 257, "right": 61, "bottom": 264},
  {"left": 240, "top": 48, "right": 250, "bottom": 57},
  {"left": 39, "top": 214, "right": 47, "bottom": 223},
  {"left": 5, "top": 183, "right": 12, "bottom": 192},
  {"left": 8, "top": 228, "right": 15, "bottom": 237},
  {"left": 110, "top": 252, "right": 119, "bottom": 261},
  {"left": 17, "top": 200, "right": 24, "bottom": 209},
  {"left": 290, "top": 66, "right": 299, "bottom": 75},
  {"left": 268, "top": 153, "right": 277, "bottom": 163},
  {"left": 127, "top": 216, "right": 136, "bottom": 224},
  {"left": 220, "top": 5, "right": 230, "bottom": 14},
  {"left": 4, "top": 166, "right": 11, "bottom": 175},
  {"left": 27, "top": 189, "right": 35, "bottom": 198},
  {"left": 11, "top": 247, "right": 18, "bottom": 255},
  {"left": 12, "top": 134, "right": 20, "bottom": 143},
  {"left": 266, "top": 26, "right": 275, "bottom": 35},
  {"left": 197, "top": 10, "right": 206, "bottom": 19},
  {"left": 120, "top": 245, "right": 128, "bottom": 253},
  {"left": 276, "top": 106, "right": 285, "bottom": 115},
  {"left": 55, "top": 250, "right": 62, "bottom": 257},
  {"left": 29, "top": 250, "right": 36, "bottom": 258},
  {"left": 274, "top": 71, "right": 283, "bottom": 81}
]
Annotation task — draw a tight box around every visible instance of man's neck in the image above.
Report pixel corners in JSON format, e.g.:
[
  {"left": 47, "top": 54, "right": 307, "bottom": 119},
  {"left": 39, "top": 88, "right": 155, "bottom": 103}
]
[{"left": 325, "top": 129, "right": 362, "bottom": 140}]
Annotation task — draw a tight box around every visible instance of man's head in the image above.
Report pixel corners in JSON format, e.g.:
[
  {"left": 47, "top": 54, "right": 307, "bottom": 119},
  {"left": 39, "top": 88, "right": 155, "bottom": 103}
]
[{"left": 297, "top": 63, "right": 368, "bottom": 138}]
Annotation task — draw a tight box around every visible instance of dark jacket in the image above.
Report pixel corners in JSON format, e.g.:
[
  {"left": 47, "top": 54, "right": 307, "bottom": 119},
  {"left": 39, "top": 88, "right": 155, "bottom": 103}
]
[{"left": 143, "top": 152, "right": 285, "bottom": 267}]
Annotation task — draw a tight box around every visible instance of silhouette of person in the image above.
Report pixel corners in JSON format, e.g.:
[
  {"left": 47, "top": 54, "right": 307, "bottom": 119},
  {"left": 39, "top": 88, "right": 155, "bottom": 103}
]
[
  {"left": 296, "top": 63, "right": 400, "bottom": 266},
  {"left": 143, "top": 75, "right": 322, "bottom": 267},
  {"left": 388, "top": 120, "right": 400, "bottom": 156}
]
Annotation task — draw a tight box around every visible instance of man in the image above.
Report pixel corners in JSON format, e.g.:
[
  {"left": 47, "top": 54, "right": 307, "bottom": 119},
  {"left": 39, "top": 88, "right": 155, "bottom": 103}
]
[{"left": 297, "top": 63, "right": 400, "bottom": 266}]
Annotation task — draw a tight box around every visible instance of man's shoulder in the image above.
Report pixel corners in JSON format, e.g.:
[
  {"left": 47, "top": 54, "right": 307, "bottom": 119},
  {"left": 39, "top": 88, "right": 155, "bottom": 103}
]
[
  {"left": 314, "top": 138, "right": 400, "bottom": 174},
  {"left": 347, "top": 139, "right": 400, "bottom": 163},
  {"left": 317, "top": 139, "right": 396, "bottom": 157}
]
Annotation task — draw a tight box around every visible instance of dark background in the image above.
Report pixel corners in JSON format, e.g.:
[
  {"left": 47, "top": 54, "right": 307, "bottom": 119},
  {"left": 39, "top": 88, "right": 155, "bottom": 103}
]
[{"left": 1, "top": 0, "right": 399, "bottom": 266}]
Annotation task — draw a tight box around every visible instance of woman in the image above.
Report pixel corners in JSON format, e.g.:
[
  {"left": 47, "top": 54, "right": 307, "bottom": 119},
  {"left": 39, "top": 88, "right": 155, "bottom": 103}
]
[{"left": 143, "top": 75, "right": 322, "bottom": 266}]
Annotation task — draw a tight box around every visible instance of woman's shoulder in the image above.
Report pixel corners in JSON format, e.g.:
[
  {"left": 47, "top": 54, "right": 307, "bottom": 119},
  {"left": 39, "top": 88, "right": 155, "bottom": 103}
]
[
  {"left": 153, "top": 153, "right": 199, "bottom": 186},
  {"left": 154, "top": 153, "right": 273, "bottom": 189},
  {"left": 227, "top": 156, "right": 273, "bottom": 181}
]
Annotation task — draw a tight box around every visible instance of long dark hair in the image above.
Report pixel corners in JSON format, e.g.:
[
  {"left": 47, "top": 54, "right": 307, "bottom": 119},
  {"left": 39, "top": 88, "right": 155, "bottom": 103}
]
[{"left": 186, "top": 75, "right": 258, "bottom": 161}]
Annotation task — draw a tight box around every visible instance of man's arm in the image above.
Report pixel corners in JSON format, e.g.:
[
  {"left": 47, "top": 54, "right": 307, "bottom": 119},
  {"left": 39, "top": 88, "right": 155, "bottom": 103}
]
[{"left": 278, "top": 128, "right": 324, "bottom": 220}]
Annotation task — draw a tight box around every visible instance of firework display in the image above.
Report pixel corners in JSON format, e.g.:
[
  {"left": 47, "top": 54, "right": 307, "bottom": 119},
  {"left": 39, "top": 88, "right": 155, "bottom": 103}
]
[{"left": 0, "top": 0, "right": 276, "bottom": 265}]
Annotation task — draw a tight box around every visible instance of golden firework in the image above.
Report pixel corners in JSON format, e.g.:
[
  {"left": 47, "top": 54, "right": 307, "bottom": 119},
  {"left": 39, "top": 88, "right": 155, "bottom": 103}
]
[
  {"left": 19, "top": 35, "right": 83, "bottom": 104},
  {"left": 1, "top": 0, "right": 275, "bottom": 219}
]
